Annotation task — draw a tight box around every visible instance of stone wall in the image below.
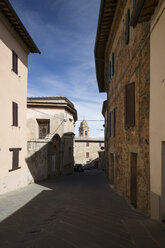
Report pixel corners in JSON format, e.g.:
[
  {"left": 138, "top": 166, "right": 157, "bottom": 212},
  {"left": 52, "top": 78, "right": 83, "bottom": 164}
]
[
  {"left": 26, "top": 133, "right": 74, "bottom": 182},
  {"left": 106, "top": 0, "right": 150, "bottom": 214},
  {"left": 74, "top": 141, "right": 104, "bottom": 165},
  {"left": 26, "top": 140, "right": 49, "bottom": 182}
]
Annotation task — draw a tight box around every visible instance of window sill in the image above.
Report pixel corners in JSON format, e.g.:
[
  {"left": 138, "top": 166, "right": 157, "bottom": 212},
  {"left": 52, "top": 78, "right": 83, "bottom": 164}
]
[
  {"left": 11, "top": 125, "right": 21, "bottom": 128},
  {"left": 9, "top": 167, "right": 21, "bottom": 172}
]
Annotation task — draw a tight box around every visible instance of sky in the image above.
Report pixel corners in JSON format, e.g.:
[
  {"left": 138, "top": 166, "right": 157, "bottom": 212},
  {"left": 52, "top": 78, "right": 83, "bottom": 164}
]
[{"left": 10, "top": 0, "right": 106, "bottom": 138}]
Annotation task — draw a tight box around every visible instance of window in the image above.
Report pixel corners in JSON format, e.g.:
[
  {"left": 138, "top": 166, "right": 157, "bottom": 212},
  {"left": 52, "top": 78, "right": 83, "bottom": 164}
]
[
  {"left": 99, "top": 143, "right": 102, "bottom": 147},
  {"left": 12, "top": 50, "right": 18, "bottom": 74},
  {"left": 86, "top": 142, "right": 89, "bottom": 147},
  {"left": 109, "top": 112, "right": 111, "bottom": 137},
  {"left": 37, "top": 120, "right": 50, "bottom": 139},
  {"left": 85, "top": 131, "right": 88, "bottom": 136},
  {"left": 109, "top": 108, "right": 116, "bottom": 137},
  {"left": 12, "top": 102, "right": 18, "bottom": 127},
  {"left": 81, "top": 132, "right": 83, "bottom": 136},
  {"left": 112, "top": 108, "right": 116, "bottom": 137},
  {"left": 112, "top": 53, "right": 115, "bottom": 76},
  {"left": 86, "top": 152, "right": 89, "bottom": 158},
  {"left": 126, "top": 9, "right": 130, "bottom": 44},
  {"left": 125, "top": 82, "right": 135, "bottom": 128},
  {"left": 107, "top": 60, "right": 111, "bottom": 82},
  {"left": 9, "top": 148, "right": 21, "bottom": 171}
]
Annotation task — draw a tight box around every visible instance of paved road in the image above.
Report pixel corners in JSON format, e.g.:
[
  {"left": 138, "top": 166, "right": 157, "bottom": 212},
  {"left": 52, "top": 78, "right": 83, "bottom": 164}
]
[{"left": 0, "top": 170, "right": 165, "bottom": 248}]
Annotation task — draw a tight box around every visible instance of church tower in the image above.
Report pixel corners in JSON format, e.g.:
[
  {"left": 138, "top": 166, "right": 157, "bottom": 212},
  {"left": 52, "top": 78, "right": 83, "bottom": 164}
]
[{"left": 79, "top": 120, "right": 89, "bottom": 137}]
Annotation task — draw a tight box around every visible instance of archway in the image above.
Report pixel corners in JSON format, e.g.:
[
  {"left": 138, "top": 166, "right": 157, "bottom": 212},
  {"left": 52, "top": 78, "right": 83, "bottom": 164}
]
[{"left": 49, "top": 133, "right": 61, "bottom": 177}]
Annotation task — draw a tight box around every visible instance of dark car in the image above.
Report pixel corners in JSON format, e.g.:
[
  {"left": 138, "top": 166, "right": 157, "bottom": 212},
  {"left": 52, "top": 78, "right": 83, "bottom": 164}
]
[
  {"left": 74, "top": 164, "right": 84, "bottom": 172},
  {"left": 83, "top": 164, "right": 95, "bottom": 170}
]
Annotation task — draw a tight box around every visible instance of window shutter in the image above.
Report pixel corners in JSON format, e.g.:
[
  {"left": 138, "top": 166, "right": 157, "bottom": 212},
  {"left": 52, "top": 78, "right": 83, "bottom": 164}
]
[
  {"left": 126, "top": 9, "right": 130, "bottom": 44},
  {"left": 9, "top": 148, "right": 21, "bottom": 170},
  {"left": 109, "top": 112, "right": 111, "bottom": 137},
  {"left": 125, "top": 82, "right": 135, "bottom": 128},
  {"left": 13, "top": 149, "right": 18, "bottom": 169},
  {"left": 108, "top": 61, "right": 111, "bottom": 82},
  {"left": 12, "top": 51, "right": 18, "bottom": 74},
  {"left": 113, "top": 108, "right": 116, "bottom": 137},
  {"left": 12, "top": 102, "right": 18, "bottom": 126},
  {"left": 112, "top": 53, "right": 115, "bottom": 76},
  {"left": 133, "top": 0, "right": 136, "bottom": 7}
]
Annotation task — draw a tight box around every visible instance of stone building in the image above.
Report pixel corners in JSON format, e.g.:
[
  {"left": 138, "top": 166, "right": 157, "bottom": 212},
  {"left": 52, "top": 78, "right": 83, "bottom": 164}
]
[
  {"left": 95, "top": 0, "right": 161, "bottom": 216},
  {"left": 26, "top": 97, "right": 77, "bottom": 181},
  {"left": 74, "top": 120, "right": 104, "bottom": 168},
  {"left": 0, "top": 0, "right": 40, "bottom": 194}
]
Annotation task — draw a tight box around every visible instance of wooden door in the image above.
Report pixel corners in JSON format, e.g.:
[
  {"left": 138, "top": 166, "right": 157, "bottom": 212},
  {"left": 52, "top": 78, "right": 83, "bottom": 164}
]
[{"left": 130, "top": 153, "right": 137, "bottom": 207}]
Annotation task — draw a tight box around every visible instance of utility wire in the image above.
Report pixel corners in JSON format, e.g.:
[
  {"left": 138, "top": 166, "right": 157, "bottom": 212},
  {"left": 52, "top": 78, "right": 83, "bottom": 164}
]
[{"left": 77, "top": 120, "right": 104, "bottom": 122}]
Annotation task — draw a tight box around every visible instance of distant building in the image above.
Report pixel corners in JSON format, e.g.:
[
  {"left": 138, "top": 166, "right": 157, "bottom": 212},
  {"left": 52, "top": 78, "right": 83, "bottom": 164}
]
[
  {"left": 74, "top": 120, "right": 104, "bottom": 168},
  {"left": 26, "top": 97, "right": 77, "bottom": 181},
  {"left": 0, "top": 0, "right": 40, "bottom": 194}
]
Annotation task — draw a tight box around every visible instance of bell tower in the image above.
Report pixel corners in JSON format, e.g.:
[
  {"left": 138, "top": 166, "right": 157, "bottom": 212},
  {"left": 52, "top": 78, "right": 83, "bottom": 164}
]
[{"left": 79, "top": 120, "right": 89, "bottom": 137}]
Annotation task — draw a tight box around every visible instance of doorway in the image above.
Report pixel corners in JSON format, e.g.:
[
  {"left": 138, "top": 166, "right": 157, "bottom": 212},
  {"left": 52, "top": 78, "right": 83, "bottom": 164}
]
[
  {"left": 130, "top": 153, "right": 137, "bottom": 207},
  {"left": 52, "top": 154, "right": 56, "bottom": 175}
]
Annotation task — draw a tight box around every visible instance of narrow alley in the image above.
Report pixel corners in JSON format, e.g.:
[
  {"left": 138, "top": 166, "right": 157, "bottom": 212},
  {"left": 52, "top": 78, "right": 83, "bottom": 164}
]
[{"left": 0, "top": 170, "right": 165, "bottom": 248}]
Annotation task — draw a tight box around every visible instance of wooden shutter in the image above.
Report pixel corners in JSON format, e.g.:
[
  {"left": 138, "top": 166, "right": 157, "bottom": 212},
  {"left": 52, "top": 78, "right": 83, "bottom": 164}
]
[
  {"left": 109, "top": 112, "right": 111, "bottom": 137},
  {"left": 125, "top": 82, "right": 135, "bottom": 128},
  {"left": 113, "top": 108, "right": 116, "bottom": 137},
  {"left": 126, "top": 9, "right": 130, "bottom": 44},
  {"left": 12, "top": 102, "right": 18, "bottom": 126},
  {"left": 12, "top": 51, "right": 18, "bottom": 74},
  {"left": 108, "top": 61, "right": 111, "bottom": 82},
  {"left": 9, "top": 148, "right": 22, "bottom": 171},
  {"left": 112, "top": 53, "right": 115, "bottom": 76},
  {"left": 86, "top": 152, "right": 89, "bottom": 158},
  {"left": 133, "top": 0, "right": 136, "bottom": 7}
]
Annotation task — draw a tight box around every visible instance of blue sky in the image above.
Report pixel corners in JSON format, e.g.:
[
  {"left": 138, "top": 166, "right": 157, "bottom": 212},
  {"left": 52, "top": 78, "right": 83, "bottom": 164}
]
[{"left": 10, "top": 0, "right": 106, "bottom": 138}]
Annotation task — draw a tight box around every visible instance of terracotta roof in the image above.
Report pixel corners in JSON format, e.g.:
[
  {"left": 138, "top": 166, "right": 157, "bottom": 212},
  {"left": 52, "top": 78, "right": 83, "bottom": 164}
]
[
  {"left": 94, "top": 0, "right": 118, "bottom": 92},
  {"left": 0, "top": 0, "right": 40, "bottom": 53}
]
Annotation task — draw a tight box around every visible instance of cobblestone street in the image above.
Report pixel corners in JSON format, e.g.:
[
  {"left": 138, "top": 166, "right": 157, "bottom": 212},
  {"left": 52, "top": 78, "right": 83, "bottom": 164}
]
[{"left": 0, "top": 170, "right": 165, "bottom": 248}]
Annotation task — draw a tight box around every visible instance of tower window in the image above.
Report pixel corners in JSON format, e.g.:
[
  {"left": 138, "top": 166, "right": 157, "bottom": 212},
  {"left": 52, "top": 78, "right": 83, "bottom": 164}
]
[
  {"left": 85, "top": 131, "right": 88, "bottom": 136},
  {"left": 86, "top": 152, "right": 89, "bottom": 158}
]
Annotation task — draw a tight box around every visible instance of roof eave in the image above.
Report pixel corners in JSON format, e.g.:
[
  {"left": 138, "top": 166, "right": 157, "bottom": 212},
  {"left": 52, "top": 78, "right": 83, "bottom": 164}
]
[
  {"left": 94, "top": 0, "right": 118, "bottom": 93},
  {"left": 0, "top": 0, "right": 40, "bottom": 54}
]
